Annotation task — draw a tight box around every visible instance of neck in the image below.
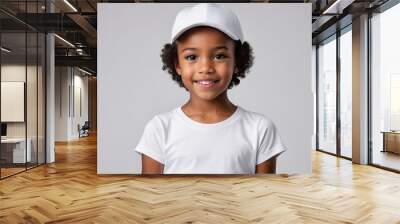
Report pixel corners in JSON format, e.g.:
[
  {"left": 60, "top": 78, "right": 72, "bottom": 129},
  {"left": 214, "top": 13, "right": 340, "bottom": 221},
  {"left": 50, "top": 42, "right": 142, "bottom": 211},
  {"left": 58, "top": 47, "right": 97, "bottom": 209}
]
[{"left": 183, "top": 91, "right": 236, "bottom": 115}]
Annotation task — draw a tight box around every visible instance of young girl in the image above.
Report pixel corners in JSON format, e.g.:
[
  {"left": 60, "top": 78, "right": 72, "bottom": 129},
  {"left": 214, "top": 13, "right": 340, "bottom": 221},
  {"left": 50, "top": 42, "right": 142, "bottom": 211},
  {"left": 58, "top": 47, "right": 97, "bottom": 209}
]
[{"left": 135, "top": 3, "right": 286, "bottom": 174}]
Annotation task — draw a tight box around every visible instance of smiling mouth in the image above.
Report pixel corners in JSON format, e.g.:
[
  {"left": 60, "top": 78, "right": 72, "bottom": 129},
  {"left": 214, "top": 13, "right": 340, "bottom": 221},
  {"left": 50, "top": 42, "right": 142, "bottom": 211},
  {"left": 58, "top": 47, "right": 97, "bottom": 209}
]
[{"left": 193, "top": 80, "right": 219, "bottom": 88}]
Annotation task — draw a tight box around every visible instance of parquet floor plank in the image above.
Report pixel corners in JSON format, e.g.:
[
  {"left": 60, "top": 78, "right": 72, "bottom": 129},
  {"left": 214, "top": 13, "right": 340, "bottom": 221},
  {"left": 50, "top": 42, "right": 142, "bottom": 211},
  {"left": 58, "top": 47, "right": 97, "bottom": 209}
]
[{"left": 0, "top": 134, "right": 399, "bottom": 223}]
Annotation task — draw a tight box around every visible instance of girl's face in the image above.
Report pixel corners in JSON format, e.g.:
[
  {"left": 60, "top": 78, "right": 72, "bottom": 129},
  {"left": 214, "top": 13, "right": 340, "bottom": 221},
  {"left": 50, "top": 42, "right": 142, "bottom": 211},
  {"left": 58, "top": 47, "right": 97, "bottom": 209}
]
[{"left": 175, "top": 26, "right": 237, "bottom": 101}]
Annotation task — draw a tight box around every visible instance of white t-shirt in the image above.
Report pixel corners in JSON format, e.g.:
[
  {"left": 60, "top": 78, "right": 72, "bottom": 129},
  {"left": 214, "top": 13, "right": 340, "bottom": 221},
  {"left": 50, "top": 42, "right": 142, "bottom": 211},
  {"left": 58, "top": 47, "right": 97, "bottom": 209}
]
[{"left": 134, "top": 106, "right": 286, "bottom": 174}]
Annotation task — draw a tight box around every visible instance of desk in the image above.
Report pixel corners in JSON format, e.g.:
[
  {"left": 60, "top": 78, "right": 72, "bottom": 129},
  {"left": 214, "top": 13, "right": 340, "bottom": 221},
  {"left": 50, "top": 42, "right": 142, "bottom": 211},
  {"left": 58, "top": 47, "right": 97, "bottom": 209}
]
[
  {"left": 381, "top": 131, "right": 400, "bottom": 154},
  {"left": 1, "top": 138, "right": 31, "bottom": 163}
]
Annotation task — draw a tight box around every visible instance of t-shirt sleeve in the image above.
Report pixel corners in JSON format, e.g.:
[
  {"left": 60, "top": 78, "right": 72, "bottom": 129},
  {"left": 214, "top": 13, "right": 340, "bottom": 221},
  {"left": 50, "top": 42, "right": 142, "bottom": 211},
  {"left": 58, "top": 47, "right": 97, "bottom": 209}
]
[
  {"left": 256, "top": 118, "right": 286, "bottom": 165},
  {"left": 134, "top": 116, "right": 165, "bottom": 164}
]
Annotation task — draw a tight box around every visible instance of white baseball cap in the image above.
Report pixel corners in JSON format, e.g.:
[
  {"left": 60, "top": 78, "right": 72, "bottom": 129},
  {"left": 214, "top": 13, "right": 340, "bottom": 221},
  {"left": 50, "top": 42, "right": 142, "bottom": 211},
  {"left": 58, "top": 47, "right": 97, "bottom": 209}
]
[{"left": 170, "top": 3, "right": 244, "bottom": 44}]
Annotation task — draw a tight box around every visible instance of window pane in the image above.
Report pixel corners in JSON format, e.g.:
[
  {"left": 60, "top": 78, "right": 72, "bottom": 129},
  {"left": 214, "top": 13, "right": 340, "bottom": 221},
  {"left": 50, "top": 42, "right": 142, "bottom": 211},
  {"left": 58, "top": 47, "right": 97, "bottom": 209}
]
[
  {"left": 340, "top": 29, "right": 352, "bottom": 158},
  {"left": 318, "top": 37, "right": 337, "bottom": 154},
  {"left": 371, "top": 3, "right": 400, "bottom": 171}
]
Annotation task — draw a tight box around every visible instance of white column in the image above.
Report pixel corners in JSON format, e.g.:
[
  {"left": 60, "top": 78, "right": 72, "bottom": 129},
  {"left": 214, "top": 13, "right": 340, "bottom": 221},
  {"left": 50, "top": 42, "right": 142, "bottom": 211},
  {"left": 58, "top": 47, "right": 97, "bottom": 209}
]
[
  {"left": 46, "top": 33, "right": 55, "bottom": 163},
  {"left": 45, "top": 1, "right": 56, "bottom": 163},
  {"left": 352, "top": 14, "right": 369, "bottom": 164}
]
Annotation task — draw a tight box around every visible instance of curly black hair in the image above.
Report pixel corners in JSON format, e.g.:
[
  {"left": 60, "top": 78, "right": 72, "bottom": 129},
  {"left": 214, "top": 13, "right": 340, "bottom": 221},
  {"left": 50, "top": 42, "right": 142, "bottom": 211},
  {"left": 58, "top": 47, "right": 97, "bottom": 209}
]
[{"left": 161, "top": 40, "right": 254, "bottom": 91}]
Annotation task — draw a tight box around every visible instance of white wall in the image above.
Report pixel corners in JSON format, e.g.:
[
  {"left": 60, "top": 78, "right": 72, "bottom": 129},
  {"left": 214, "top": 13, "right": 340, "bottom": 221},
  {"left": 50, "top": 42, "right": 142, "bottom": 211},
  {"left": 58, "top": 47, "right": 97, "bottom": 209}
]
[
  {"left": 55, "top": 67, "right": 89, "bottom": 141},
  {"left": 98, "top": 3, "right": 313, "bottom": 174},
  {"left": 55, "top": 67, "right": 69, "bottom": 141}
]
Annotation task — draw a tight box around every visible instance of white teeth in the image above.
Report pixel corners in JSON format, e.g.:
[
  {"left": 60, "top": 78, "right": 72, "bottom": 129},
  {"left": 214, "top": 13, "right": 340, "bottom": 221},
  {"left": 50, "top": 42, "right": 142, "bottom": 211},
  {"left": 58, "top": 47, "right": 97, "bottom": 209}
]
[
  {"left": 195, "top": 80, "right": 217, "bottom": 85},
  {"left": 198, "top": 80, "right": 213, "bottom": 85}
]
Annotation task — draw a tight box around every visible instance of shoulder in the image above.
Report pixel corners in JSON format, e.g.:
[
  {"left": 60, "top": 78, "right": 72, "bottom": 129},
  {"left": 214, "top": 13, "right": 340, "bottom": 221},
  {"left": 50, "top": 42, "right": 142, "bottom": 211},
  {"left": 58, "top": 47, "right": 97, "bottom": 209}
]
[
  {"left": 145, "top": 108, "right": 178, "bottom": 129},
  {"left": 239, "top": 106, "right": 276, "bottom": 130}
]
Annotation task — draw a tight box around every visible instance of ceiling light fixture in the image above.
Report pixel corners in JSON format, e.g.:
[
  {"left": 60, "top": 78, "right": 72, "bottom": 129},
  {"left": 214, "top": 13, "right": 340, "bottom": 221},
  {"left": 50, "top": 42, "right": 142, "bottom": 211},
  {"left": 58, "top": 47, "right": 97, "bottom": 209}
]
[
  {"left": 78, "top": 67, "right": 93, "bottom": 76},
  {"left": 323, "top": 0, "right": 344, "bottom": 14},
  {"left": 1, "top": 47, "right": 11, "bottom": 53},
  {"left": 54, "top": 34, "right": 75, "bottom": 48},
  {"left": 63, "top": 0, "right": 78, "bottom": 12},
  {"left": 76, "top": 48, "right": 84, "bottom": 55}
]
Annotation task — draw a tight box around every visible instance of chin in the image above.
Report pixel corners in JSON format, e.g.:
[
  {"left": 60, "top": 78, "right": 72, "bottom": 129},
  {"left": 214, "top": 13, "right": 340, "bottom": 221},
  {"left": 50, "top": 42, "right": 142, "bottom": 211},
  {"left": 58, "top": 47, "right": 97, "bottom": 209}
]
[{"left": 195, "top": 92, "right": 222, "bottom": 101}]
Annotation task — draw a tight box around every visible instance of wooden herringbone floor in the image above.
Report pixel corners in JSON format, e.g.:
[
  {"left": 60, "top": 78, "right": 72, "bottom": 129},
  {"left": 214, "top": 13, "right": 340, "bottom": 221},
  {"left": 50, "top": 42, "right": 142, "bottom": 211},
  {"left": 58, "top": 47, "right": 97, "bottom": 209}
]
[{"left": 0, "top": 134, "right": 400, "bottom": 223}]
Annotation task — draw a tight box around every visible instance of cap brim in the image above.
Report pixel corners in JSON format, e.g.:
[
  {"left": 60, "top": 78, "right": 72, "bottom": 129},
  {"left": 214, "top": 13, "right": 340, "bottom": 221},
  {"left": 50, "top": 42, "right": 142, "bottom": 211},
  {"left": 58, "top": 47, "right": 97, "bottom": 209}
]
[{"left": 171, "top": 23, "right": 240, "bottom": 43}]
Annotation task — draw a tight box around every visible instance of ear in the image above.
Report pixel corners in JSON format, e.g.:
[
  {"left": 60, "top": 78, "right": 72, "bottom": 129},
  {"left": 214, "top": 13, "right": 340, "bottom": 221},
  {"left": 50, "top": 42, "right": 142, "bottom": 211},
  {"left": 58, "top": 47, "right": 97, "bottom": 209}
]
[{"left": 175, "top": 61, "right": 182, "bottom": 76}]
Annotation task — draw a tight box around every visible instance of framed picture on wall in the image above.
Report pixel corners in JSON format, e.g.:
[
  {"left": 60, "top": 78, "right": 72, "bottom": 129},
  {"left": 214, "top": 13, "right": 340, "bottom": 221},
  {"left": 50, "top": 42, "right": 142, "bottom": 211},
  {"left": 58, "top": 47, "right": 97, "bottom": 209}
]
[{"left": 1, "top": 81, "right": 25, "bottom": 122}]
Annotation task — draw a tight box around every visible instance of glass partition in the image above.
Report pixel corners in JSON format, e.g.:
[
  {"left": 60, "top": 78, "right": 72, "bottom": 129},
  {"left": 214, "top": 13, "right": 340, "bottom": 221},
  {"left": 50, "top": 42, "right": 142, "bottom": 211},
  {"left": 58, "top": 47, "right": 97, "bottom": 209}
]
[
  {"left": 27, "top": 31, "right": 38, "bottom": 170},
  {"left": 0, "top": 1, "right": 46, "bottom": 179},
  {"left": 0, "top": 31, "right": 28, "bottom": 177},
  {"left": 317, "top": 36, "right": 337, "bottom": 155},
  {"left": 26, "top": 0, "right": 42, "bottom": 170},
  {"left": 38, "top": 32, "right": 45, "bottom": 165}
]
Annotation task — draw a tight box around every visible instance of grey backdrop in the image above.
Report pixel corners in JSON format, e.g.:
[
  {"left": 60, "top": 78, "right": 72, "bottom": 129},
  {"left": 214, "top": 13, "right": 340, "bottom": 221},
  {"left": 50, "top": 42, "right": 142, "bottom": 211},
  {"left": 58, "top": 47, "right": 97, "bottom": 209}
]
[{"left": 97, "top": 3, "right": 313, "bottom": 174}]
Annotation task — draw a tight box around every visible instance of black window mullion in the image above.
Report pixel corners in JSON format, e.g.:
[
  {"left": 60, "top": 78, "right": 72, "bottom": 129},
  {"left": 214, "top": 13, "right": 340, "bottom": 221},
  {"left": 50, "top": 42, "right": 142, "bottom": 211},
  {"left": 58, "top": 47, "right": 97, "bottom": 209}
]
[
  {"left": 0, "top": 25, "right": 2, "bottom": 179},
  {"left": 25, "top": 0, "right": 28, "bottom": 171},
  {"left": 44, "top": 15, "right": 47, "bottom": 164},
  {"left": 36, "top": 0, "right": 39, "bottom": 168},
  {"left": 316, "top": 45, "right": 320, "bottom": 151},
  {"left": 367, "top": 11, "right": 373, "bottom": 165},
  {"left": 336, "top": 30, "right": 341, "bottom": 157}
]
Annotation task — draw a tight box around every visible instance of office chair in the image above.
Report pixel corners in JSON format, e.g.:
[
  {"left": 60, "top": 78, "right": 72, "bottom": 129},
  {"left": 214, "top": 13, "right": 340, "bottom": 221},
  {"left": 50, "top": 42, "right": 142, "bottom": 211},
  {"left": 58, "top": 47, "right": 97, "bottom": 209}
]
[{"left": 79, "top": 121, "right": 90, "bottom": 138}]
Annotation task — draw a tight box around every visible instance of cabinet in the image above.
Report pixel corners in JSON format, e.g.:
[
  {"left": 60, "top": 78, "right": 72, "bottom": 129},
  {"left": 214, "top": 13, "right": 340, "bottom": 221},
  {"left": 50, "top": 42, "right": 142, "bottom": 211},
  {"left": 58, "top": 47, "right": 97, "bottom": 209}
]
[
  {"left": 382, "top": 132, "right": 400, "bottom": 154},
  {"left": 0, "top": 138, "right": 32, "bottom": 165}
]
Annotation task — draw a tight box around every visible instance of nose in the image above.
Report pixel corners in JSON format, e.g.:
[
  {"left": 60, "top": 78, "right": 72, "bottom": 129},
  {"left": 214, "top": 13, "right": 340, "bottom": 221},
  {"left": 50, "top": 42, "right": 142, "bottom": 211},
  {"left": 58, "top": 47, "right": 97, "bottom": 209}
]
[{"left": 198, "top": 57, "right": 215, "bottom": 74}]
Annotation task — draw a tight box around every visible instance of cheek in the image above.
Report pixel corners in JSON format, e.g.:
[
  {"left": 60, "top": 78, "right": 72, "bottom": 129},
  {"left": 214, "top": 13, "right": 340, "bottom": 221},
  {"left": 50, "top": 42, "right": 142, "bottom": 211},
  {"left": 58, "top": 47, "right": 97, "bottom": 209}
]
[
  {"left": 177, "top": 60, "right": 193, "bottom": 73},
  {"left": 178, "top": 65, "right": 195, "bottom": 85},
  {"left": 216, "top": 63, "right": 235, "bottom": 78},
  {"left": 179, "top": 65, "right": 194, "bottom": 78}
]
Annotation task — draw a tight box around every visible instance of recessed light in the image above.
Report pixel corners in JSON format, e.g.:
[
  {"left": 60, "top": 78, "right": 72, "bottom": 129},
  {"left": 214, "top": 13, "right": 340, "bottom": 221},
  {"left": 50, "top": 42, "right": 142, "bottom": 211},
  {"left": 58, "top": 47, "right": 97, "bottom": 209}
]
[
  {"left": 78, "top": 67, "right": 93, "bottom": 76},
  {"left": 63, "top": 0, "right": 78, "bottom": 12},
  {"left": 322, "top": 0, "right": 350, "bottom": 15},
  {"left": 54, "top": 34, "right": 75, "bottom": 48},
  {"left": 1, "top": 47, "right": 11, "bottom": 53}
]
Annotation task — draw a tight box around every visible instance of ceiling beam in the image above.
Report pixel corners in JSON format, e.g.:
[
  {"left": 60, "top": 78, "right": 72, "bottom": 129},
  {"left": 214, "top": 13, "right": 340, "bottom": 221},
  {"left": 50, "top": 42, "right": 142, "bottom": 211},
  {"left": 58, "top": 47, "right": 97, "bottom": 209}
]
[
  {"left": 67, "top": 13, "right": 97, "bottom": 46},
  {"left": 322, "top": 0, "right": 356, "bottom": 14},
  {"left": 55, "top": 55, "right": 96, "bottom": 69}
]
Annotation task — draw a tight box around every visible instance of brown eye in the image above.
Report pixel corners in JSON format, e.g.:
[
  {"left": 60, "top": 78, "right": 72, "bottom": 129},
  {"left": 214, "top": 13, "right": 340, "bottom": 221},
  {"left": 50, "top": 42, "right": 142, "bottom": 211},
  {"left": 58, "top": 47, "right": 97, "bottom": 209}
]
[
  {"left": 214, "top": 54, "right": 227, "bottom": 60},
  {"left": 185, "top": 55, "right": 196, "bottom": 61}
]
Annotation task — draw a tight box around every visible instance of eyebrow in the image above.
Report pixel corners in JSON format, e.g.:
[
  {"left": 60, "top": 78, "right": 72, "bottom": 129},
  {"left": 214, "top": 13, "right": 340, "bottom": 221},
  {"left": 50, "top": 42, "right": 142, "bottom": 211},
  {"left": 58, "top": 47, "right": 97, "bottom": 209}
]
[{"left": 181, "top": 46, "right": 229, "bottom": 53}]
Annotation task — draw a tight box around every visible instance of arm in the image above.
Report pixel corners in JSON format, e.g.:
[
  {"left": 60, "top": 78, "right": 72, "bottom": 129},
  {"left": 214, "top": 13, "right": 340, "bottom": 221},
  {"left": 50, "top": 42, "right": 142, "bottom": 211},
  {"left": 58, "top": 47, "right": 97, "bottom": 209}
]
[
  {"left": 255, "top": 156, "right": 277, "bottom": 174},
  {"left": 141, "top": 154, "right": 164, "bottom": 174}
]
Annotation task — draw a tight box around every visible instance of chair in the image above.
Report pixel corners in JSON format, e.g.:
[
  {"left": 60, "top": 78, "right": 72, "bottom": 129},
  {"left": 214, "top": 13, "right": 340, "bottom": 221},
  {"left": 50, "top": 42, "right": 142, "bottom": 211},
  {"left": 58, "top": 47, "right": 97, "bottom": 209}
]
[{"left": 79, "top": 121, "right": 90, "bottom": 138}]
